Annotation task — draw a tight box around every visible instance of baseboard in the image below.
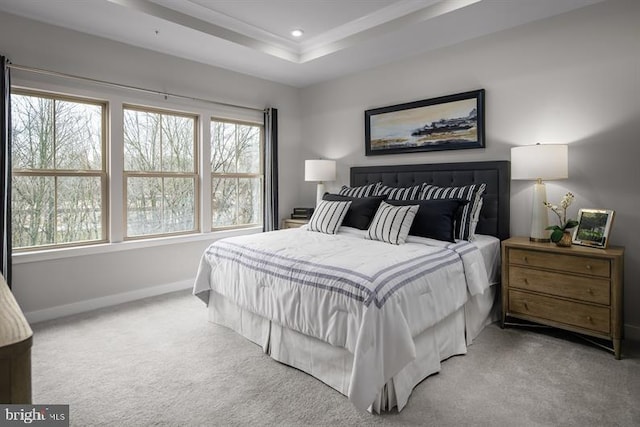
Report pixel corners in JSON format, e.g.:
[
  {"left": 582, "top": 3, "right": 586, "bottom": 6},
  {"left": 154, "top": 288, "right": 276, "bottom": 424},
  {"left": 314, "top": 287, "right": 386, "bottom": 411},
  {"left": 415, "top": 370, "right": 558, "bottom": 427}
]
[
  {"left": 625, "top": 323, "right": 640, "bottom": 343},
  {"left": 25, "top": 279, "right": 193, "bottom": 324}
]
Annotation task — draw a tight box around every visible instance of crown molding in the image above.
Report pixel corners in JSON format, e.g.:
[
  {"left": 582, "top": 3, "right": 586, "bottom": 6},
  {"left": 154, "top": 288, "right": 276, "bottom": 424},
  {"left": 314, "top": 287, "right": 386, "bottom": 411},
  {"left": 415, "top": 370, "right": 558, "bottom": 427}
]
[{"left": 108, "top": 0, "right": 480, "bottom": 64}]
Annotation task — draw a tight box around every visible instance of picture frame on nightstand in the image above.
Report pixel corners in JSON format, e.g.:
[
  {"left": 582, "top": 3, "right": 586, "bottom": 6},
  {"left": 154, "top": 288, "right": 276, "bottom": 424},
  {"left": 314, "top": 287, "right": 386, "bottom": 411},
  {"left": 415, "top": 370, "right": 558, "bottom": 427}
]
[{"left": 572, "top": 208, "right": 615, "bottom": 248}]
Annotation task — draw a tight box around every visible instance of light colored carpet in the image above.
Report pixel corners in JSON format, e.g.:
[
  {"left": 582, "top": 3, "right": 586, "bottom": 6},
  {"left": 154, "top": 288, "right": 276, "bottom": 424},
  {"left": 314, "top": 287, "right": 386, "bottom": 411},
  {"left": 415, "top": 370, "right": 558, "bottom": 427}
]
[{"left": 31, "top": 290, "right": 640, "bottom": 426}]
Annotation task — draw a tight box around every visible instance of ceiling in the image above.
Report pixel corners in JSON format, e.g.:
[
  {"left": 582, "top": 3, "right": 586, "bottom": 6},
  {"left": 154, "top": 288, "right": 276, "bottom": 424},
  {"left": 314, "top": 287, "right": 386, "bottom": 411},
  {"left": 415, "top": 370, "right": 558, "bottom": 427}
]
[{"left": 0, "top": 0, "right": 603, "bottom": 87}]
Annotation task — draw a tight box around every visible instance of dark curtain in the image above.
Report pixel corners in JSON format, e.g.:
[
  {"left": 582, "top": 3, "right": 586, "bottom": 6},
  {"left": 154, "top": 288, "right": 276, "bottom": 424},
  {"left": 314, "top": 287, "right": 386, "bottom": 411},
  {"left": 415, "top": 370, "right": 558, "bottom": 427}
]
[
  {"left": 263, "top": 107, "right": 278, "bottom": 231},
  {"left": 0, "top": 56, "right": 11, "bottom": 287}
]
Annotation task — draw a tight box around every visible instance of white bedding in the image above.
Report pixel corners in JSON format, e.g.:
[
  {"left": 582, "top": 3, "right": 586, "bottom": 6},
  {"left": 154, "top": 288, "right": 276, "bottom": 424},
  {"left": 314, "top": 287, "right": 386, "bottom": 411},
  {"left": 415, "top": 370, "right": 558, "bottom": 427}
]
[{"left": 193, "top": 226, "right": 494, "bottom": 412}]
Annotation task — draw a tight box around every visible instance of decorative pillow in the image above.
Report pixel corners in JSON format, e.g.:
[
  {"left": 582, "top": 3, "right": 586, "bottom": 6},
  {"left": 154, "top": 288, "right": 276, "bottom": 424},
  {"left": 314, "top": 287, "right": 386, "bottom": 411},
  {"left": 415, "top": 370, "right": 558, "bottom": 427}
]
[
  {"left": 388, "top": 199, "right": 469, "bottom": 242},
  {"left": 420, "top": 183, "right": 486, "bottom": 241},
  {"left": 307, "top": 200, "right": 352, "bottom": 234},
  {"left": 338, "top": 182, "right": 381, "bottom": 198},
  {"left": 366, "top": 202, "right": 419, "bottom": 245},
  {"left": 467, "top": 197, "right": 483, "bottom": 241},
  {"left": 374, "top": 183, "right": 425, "bottom": 200},
  {"left": 322, "top": 194, "right": 387, "bottom": 230}
]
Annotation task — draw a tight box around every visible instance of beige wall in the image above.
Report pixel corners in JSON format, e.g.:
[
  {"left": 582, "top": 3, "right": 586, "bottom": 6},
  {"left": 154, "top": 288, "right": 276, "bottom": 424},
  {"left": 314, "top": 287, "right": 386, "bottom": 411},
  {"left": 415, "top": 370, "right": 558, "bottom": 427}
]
[{"left": 299, "top": 0, "right": 640, "bottom": 336}]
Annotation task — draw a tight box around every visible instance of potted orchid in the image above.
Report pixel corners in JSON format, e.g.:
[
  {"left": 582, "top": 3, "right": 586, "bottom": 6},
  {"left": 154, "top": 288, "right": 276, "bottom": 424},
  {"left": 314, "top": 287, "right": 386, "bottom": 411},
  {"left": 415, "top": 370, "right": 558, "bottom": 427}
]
[{"left": 544, "top": 192, "right": 578, "bottom": 245}]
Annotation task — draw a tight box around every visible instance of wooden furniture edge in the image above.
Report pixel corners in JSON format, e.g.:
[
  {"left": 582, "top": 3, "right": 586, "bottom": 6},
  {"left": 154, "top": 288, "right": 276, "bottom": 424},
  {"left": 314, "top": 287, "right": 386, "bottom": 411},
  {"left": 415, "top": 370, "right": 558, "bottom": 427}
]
[{"left": 0, "top": 276, "right": 33, "bottom": 403}]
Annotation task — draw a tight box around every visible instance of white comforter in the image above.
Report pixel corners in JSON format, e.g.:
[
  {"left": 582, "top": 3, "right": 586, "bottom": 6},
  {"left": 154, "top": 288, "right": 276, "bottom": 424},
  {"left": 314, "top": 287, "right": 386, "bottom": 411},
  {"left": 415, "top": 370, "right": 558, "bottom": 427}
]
[{"left": 193, "top": 227, "right": 490, "bottom": 411}]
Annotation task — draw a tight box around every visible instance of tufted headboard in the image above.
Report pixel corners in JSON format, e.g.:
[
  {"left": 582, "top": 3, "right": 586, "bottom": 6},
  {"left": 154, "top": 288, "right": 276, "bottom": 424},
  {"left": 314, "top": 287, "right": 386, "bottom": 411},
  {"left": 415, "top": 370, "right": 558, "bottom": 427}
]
[{"left": 350, "top": 161, "right": 510, "bottom": 240}]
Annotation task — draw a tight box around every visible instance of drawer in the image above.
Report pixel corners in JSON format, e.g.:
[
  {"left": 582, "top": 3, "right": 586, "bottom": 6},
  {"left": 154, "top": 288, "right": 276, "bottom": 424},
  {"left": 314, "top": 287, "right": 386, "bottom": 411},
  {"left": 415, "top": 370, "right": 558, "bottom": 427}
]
[
  {"left": 509, "top": 290, "right": 610, "bottom": 334},
  {"left": 509, "top": 248, "right": 610, "bottom": 278},
  {"left": 509, "top": 266, "right": 610, "bottom": 305}
]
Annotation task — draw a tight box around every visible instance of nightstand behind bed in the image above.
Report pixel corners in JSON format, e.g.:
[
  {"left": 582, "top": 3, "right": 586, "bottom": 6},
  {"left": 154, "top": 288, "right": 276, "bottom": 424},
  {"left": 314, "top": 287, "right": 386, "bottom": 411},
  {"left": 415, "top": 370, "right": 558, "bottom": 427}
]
[{"left": 282, "top": 218, "right": 309, "bottom": 229}]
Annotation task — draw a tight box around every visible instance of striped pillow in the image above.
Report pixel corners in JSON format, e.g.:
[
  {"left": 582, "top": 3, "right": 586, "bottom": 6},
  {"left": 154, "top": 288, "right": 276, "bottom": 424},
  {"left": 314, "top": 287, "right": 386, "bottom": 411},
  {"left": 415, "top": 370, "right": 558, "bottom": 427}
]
[
  {"left": 307, "top": 200, "right": 352, "bottom": 234},
  {"left": 374, "top": 183, "right": 425, "bottom": 200},
  {"left": 338, "top": 182, "right": 381, "bottom": 198},
  {"left": 366, "top": 202, "right": 419, "bottom": 245},
  {"left": 468, "top": 198, "right": 483, "bottom": 241},
  {"left": 322, "top": 194, "right": 387, "bottom": 230},
  {"left": 420, "top": 183, "right": 486, "bottom": 241}
]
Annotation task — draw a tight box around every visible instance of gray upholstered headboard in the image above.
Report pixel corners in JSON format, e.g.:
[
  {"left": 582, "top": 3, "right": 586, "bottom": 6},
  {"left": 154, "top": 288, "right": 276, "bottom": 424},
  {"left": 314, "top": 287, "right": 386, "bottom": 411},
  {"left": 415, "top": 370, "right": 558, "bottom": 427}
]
[{"left": 350, "top": 161, "right": 510, "bottom": 240}]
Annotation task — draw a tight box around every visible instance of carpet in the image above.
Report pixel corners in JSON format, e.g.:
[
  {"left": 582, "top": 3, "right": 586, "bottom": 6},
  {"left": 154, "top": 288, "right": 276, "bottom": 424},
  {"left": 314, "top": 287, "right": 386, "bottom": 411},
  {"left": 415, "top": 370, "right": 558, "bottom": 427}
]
[{"left": 31, "top": 290, "right": 640, "bottom": 426}]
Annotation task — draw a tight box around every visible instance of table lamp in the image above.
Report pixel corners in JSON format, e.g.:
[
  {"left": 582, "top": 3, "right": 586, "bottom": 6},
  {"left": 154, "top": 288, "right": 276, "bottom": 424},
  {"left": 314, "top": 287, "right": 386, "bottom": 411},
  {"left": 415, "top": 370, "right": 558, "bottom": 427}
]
[
  {"left": 305, "top": 159, "right": 336, "bottom": 206},
  {"left": 511, "top": 144, "right": 568, "bottom": 242}
]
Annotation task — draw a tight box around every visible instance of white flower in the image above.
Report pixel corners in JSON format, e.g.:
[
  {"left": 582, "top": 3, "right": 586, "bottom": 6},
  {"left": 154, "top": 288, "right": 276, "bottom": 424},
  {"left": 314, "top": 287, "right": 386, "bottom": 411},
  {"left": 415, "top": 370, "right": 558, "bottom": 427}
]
[
  {"left": 545, "top": 192, "right": 575, "bottom": 227},
  {"left": 560, "top": 192, "right": 575, "bottom": 209}
]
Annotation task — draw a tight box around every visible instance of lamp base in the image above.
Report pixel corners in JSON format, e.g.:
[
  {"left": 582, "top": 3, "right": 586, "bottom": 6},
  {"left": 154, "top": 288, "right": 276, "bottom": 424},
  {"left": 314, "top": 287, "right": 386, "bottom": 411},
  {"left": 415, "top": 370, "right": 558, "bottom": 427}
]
[
  {"left": 529, "top": 237, "right": 551, "bottom": 243},
  {"left": 529, "top": 181, "right": 550, "bottom": 242},
  {"left": 316, "top": 182, "right": 326, "bottom": 206}
]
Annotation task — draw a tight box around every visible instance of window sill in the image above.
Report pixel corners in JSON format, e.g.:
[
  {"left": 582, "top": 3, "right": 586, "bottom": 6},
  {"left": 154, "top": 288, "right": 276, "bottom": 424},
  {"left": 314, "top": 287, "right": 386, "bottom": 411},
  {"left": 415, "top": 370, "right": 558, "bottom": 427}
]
[{"left": 12, "top": 226, "right": 263, "bottom": 264}]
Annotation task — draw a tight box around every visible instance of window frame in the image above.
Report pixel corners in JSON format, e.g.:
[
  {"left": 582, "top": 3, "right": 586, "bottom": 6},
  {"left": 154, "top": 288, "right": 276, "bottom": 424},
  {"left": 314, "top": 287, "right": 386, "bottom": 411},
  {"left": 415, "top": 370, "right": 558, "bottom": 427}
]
[
  {"left": 210, "top": 117, "right": 264, "bottom": 231},
  {"left": 11, "top": 88, "right": 109, "bottom": 252},
  {"left": 122, "top": 104, "right": 200, "bottom": 240}
]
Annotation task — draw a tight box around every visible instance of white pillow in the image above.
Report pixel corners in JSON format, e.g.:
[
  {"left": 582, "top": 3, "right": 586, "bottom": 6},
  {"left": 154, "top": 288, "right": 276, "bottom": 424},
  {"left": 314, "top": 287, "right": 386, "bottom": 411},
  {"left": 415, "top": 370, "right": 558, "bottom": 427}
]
[
  {"left": 307, "top": 200, "right": 352, "bottom": 234},
  {"left": 366, "top": 202, "right": 419, "bottom": 245}
]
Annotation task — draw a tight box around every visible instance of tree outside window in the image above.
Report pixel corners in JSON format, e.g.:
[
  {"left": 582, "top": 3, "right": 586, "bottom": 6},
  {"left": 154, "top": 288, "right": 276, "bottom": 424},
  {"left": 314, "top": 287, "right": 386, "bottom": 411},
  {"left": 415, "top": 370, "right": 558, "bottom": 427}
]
[
  {"left": 211, "top": 119, "right": 263, "bottom": 229},
  {"left": 124, "top": 107, "right": 198, "bottom": 238},
  {"left": 11, "top": 91, "right": 107, "bottom": 250}
]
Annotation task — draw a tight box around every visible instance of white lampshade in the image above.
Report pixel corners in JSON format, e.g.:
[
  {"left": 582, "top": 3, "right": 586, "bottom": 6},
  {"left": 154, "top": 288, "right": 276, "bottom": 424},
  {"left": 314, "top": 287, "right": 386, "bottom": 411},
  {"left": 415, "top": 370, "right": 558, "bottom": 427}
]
[
  {"left": 305, "top": 159, "right": 336, "bottom": 206},
  {"left": 511, "top": 144, "right": 569, "bottom": 242},
  {"left": 511, "top": 144, "right": 568, "bottom": 181},
  {"left": 305, "top": 160, "right": 336, "bottom": 182}
]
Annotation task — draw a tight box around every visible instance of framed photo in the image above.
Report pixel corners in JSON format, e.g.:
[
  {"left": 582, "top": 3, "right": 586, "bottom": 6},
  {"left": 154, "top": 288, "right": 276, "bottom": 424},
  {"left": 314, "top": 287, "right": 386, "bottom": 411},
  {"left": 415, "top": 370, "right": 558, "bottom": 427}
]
[
  {"left": 572, "top": 209, "right": 615, "bottom": 248},
  {"left": 364, "top": 89, "right": 485, "bottom": 156}
]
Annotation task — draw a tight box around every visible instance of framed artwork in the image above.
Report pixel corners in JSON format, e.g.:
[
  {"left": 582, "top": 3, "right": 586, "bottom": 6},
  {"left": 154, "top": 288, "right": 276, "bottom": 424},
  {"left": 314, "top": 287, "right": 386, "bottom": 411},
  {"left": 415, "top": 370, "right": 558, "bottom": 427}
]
[
  {"left": 364, "top": 89, "right": 485, "bottom": 156},
  {"left": 572, "top": 209, "right": 615, "bottom": 248}
]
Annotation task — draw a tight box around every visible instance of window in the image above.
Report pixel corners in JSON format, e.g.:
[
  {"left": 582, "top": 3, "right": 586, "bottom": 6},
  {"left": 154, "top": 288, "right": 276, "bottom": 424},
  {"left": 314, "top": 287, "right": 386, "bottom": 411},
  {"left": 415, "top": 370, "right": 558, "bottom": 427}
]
[
  {"left": 11, "top": 90, "right": 107, "bottom": 250},
  {"left": 123, "top": 106, "right": 198, "bottom": 238},
  {"left": 211, "top": 119, "right": 263, "bottom": 229}
]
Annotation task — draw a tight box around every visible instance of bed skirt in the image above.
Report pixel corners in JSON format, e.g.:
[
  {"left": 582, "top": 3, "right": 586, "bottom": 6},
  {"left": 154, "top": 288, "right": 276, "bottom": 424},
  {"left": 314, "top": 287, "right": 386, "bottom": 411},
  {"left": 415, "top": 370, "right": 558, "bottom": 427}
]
[{"left": 207, "top": 285, "right": 498, "bottom": 413}]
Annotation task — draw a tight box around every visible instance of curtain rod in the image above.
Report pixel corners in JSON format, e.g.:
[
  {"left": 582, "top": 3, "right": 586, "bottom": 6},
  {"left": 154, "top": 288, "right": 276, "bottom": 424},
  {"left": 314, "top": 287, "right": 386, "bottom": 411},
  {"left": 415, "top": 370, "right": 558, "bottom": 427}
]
[{"left": 7, "top": 63, "right": 266, "bottom": 113}]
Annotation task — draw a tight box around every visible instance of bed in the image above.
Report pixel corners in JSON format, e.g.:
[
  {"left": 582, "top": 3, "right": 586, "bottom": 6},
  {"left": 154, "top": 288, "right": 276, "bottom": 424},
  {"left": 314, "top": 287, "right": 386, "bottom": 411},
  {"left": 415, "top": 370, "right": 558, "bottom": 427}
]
[{"left": 193, "top": 161, "right": 510, "bottom": 413}]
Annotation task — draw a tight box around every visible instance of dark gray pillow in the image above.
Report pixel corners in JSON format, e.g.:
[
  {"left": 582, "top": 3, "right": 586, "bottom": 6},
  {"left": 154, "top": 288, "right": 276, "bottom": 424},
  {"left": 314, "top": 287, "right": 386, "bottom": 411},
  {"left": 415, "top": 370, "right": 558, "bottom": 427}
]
[
  {"left": 420, "top": 184, "right": 485, "bottom": 241},
  {"left": 322, "top": 193, "right": 387, "bottom": 230},
  {"left": 388, "top": 199, "right": 469, "bottom": 242}
]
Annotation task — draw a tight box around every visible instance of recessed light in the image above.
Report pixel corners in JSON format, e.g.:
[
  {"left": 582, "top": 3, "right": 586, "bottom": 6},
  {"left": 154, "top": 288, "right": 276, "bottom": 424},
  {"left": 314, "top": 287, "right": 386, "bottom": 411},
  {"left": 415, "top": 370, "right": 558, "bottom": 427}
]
[{"left": 291, "top": 29, "right": 304, "bottom": 38}]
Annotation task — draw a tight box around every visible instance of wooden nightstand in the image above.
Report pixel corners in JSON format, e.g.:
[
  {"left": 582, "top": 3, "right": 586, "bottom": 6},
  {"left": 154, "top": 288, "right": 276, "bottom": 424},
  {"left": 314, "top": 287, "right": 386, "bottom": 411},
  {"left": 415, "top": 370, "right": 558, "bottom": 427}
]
[
  {"left": 501, "top": 236, "right": 624, "bottom": 359},
  {"left": 282, "top": 218, "right": 309, "bottom": 229}
]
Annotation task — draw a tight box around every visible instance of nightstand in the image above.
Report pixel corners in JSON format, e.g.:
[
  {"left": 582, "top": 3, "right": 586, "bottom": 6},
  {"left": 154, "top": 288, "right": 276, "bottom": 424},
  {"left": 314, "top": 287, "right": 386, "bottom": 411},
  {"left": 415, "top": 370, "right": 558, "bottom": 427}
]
[
  {"left": 282, "top": 218, "right": 309, "bottom": 229},
  {"left": 501, "top": 236, "right": 624, "bottom": 359}
]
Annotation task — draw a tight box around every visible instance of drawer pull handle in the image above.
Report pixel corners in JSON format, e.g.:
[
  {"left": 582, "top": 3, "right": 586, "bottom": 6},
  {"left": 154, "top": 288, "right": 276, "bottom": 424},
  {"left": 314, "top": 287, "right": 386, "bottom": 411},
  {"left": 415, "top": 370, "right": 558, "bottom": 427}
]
[
  {"left": 587, "top": 316, "right": 593, "bottom": 322},
  {"left": 523, "top": 257, "right": 528, "bottom": 263},
  {"left": 587, "top": 288, "right": 594, "bottom": 295},
  {"left": 523, "top": 302, "right": 529, "bottom": 310},
  {"left": 523, "top": 278, "right": 529, "bottom": 284},
  {"left": 586, "top": 265, "right": 592, "bottom": 270}
]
